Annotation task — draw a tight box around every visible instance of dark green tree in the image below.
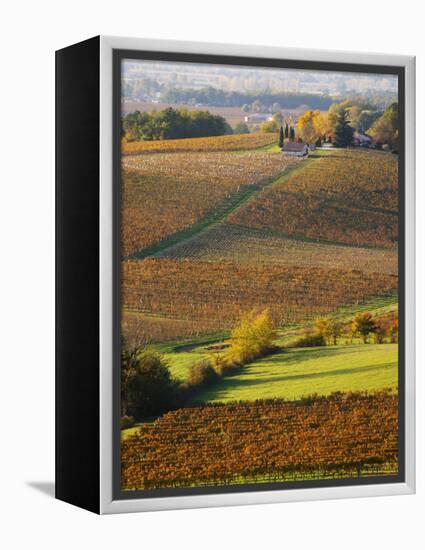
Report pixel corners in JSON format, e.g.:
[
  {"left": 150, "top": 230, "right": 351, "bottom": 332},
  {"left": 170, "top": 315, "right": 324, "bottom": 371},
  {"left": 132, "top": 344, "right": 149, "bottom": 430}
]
[
  {"left": 279, "top": 126, "right": 284, "bottom": 148},
  {"left": 334, "top": 109, "right": 355, "bottom": 147},
  {"left": 289, "top": 126, "right": 295, "bottom": 141},
  {"left": 122, "top": 107, "right": 232, "bottom": 141},
  {"left": 234, "top": 122, "right": 250, "bottom": 134},
  {"left": 285, "top": 122, "right": 289, "bottom": 138},
  {"left": 122, "top": 349, "right": 178, "bottom": 420}
]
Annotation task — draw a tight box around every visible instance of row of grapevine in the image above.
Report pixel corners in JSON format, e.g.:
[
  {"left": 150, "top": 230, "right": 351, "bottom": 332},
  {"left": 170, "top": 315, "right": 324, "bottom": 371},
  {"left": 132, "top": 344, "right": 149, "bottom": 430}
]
[
  {"left": 121, "top": 258, "right": 397, "bottom": 343},
  {"left": 121, "top": 151, "right": 297, "bottom": 256},
  {"left": 122, "top": 390, "right": 398, "bottom": 490},
  {"left": 228, "top": 149, "right": 398, "bottom": 249},
  {"left": 122, "top": 132, "right": 278, "bottom": 155},
  {"left": 156, "top": 223, "right": 398, "bottom": 275}
]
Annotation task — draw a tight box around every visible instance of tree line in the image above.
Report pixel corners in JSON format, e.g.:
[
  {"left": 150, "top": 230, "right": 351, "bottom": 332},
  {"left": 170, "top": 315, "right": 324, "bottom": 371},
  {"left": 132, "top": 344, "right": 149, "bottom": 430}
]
[
  {"left": 161, "top": 86, "right": 334, "bottom": 111},
  {"left": 292, "top": 311, "right": 398, "bottom": 348},
  {"left": 122, "top": 107, "right": 232, "bottom": 141},
  {"left": 254, "top": 100, "right": 399, "bottom": 149},
  {"left": 121, "top": 308, "right": 398, "bottom": 427},
  {"left": 293, "top": 101, "right": 399, "bottom": 148}
]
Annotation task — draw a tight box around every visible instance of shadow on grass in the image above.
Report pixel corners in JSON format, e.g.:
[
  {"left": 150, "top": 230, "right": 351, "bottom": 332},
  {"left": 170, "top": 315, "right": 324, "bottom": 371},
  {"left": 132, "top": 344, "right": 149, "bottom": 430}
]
[
  {"left": 216, "top": 362, "right": 397, "bottom": 389},
  {"left": 260, "top": 345, "right": 373, "bottom": 365}
]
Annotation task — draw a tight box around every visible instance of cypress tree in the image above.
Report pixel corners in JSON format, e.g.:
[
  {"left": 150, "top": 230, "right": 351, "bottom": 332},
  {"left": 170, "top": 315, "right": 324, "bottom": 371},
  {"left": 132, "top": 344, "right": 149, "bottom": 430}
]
[
  {"left": 285, "top": 122, "right": 289, "bottom": 138},
  {"left": 279, "top": 126, "right": 284, "bottom": 148},
  {"left": 289, "top": 126, "right": 295, "bottom": 141}
]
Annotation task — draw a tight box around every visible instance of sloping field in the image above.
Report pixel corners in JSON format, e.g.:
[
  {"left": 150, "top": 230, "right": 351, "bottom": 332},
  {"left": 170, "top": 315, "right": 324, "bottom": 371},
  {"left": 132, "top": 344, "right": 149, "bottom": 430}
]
[
  {"left": 193, "top": 344, "right": 398, "bottom": 404},
  {"left": 122, "top": 258, "right": 397, "bottom": 342},
  {"left": 156, "top": 223, "right": 398, "bottom": 275},
  {"left": 122, "top": 132, "right": 278, "bottom": 155},
  {"left": 227, "top": 149, "right": 398, "bottom": 249},
  {"left": 121, "top": 151, "right": 297, "bottom": 256}
]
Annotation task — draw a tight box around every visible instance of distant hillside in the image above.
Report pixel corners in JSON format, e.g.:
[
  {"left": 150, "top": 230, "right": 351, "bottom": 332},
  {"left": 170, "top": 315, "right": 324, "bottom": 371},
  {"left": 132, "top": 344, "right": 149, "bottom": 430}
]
[{"left": 161, "top": 86, "right": 334, "bottom": 111}]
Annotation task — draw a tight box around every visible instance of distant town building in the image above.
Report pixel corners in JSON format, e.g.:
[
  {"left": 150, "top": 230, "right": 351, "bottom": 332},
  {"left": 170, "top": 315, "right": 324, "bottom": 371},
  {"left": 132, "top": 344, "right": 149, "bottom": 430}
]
[
  {"left": 282, "top": 142, "right": 309, "bottom": 157},
  {"left": 244, "top": 113, "right": 274, "bottom": 123},
  {"left": 353, "top": 132, "right": 372, "bottom": 147}
]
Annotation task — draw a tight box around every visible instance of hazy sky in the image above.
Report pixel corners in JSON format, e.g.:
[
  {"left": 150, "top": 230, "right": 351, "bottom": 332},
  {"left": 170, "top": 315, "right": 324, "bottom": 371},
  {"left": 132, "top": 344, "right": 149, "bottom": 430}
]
[{"left": 122, "top": 58, "right": 398, "bottom": 95}]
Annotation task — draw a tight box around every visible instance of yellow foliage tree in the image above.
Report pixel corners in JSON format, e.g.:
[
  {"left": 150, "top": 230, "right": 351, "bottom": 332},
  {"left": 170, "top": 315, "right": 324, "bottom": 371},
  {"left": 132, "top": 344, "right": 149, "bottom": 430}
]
[
  {"left": 226, "top": 309, "right": 276, "bottom": 365},
  {"left": 313, "top": 112, "right": 332, "bottom": 142},
  {"left": 314, "top": 317, "right": 343, "bottom": 345},
  {"left": 298, "top": 110, "right": 321, "bottom": 144}
]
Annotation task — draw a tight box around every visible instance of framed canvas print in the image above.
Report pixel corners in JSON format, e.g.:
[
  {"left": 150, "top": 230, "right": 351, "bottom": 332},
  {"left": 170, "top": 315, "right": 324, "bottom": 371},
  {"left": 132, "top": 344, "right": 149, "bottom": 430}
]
[{"left": 55, "top": 36, "right": 415, "bottom": 514}]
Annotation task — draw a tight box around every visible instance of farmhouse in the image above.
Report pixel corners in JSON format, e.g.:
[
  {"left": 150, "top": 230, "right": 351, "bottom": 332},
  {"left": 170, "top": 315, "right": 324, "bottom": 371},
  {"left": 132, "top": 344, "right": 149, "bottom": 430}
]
[
  {"left": 244, "top": 113, "right": 274, "bottom": 123},
  {"left": 353, "top": 132, "right": 372, "bottom": 147},
  {"left": 282, "top": 142, "right": 309, "bottom": 157}
]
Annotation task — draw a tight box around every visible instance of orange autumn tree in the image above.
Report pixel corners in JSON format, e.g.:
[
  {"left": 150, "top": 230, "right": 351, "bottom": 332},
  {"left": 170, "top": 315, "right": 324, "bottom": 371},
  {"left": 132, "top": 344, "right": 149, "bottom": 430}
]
[{"left": 298, "top": 110, "right": 321, "bottom": 144}]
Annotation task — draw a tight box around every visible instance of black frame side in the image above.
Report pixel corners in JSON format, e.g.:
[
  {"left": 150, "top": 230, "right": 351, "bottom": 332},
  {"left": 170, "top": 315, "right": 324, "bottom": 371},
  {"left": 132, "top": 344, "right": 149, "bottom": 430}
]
[
  {"left": 113, "top": 49, "right": 406, "bottom": 501},
  {"left": 55, "top": 36, "right": 100, "bottom": 513}
]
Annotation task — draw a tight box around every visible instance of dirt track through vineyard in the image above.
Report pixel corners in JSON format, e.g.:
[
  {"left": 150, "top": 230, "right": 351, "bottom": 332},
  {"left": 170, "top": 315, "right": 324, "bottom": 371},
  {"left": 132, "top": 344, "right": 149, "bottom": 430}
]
[{"left": 126, "top": 158, "right": 311, "bottom": 260}]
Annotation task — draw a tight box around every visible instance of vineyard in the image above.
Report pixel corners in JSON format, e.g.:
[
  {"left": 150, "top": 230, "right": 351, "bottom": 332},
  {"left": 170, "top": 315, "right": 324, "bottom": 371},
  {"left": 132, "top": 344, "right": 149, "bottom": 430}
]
[
  {"left": 121, "top": 309, "right": 223, "bottom": 348},
  {"left": 121, "top": 390, "right": 398, "bottom": 490},
  {"left": 157, "top": 223, "right": 398, "bottom": 275},
  {"left": 121, "top": 151, "right": 297, "bottom": 256},
  {"left": 122, "top": 132, "right": 278, "bottom": 155},
  {"left": 228, "top": 149, "right": 398, "bottom": 249},
  {"left": 121, "top": 258, "right": 397, "bottom": 342}
]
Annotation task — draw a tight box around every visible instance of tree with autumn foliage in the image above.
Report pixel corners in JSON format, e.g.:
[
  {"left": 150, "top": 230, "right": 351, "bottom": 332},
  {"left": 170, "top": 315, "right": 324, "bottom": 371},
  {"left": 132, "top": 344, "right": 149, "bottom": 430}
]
[
  {"left": 314, "top": 317, "right": 343, "bottom": 345},
  {"left": 368, "top": 104, "right": 399, "bottom": 148},
  {"left": 313, "top": 111, "right": 332, "bottom": 142},
  {"left": 260, "top": 119, "right": 279, "bottom": 133},
  {"left": 226, "top": 309, "right": 277, "bottom": 365},
  {"left": 351, "top": 312, "right": 377, "bottom": 344},
  {"left": 298, "top": 110, "right": 321, "bottom": 144}
]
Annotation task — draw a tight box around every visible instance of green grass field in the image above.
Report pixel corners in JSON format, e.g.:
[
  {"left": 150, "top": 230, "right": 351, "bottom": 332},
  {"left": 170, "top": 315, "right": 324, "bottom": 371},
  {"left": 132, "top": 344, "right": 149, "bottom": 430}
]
[
  {"left": 191, "top": 344, "right": 398, "bottom": 404},
  {"left": 122, "top": 342, "right": 398, "bottom": 440},
  {"left": 156, "top": 296, "right": 397, "bottom": 380},
  {"left": 164, "top": 350, "right": 210, "bottom": 380}
]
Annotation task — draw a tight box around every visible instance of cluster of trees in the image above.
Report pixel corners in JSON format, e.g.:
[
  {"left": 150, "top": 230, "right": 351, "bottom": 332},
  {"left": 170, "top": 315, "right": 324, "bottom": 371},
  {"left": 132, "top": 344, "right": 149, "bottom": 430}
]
[
  {"left": 161, "top": 86, "right": 334, "bottom": 111},
  {"left": 296, "top": 107, "right": 354, "bottom": 147},
  {"left": 122, "top": 107, "right": 232, "bottom": 141},
  {"left": 368, "top": 102, "right": 399, "bottom": 148},
  {"left": 121, "top": 309, "right": 277, "bottom": 425},
  {"left": 292, "top": 312, "right": 398, "bottom": 348},
  {"left": 258, "top": 116, "right": 296, "bottom": 143},
  {"left": 295, "top": 100, "right": 399, "bottom": 149},
  {"left": 122, "top": 77, "right": 162, "bottom": 101},
  {"left": 121, "top": 348, "right": 181, "bottom": 422}
]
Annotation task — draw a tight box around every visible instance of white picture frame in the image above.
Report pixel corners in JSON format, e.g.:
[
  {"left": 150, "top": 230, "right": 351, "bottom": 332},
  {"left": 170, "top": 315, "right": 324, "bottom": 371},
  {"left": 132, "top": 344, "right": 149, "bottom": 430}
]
[{"left": 98, "top": 36, "right": 415, "bottom": 514}]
